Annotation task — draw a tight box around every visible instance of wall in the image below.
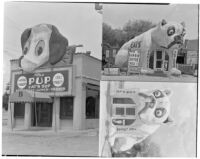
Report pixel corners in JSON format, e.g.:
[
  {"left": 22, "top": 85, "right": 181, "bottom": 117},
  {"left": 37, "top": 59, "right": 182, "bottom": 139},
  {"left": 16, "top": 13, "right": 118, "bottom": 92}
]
[
  {"left": 60, "top": 119, "right": 73, "bottom": 129},
  {"left": 82, "top": 54, "right": 101, "bottom": 80},
  {"left": 186, "top": 51, "right": 198, "bottom": 65},
  {"left": 14, "top": 118, "right": 24, "bottom": 129},
  {"left": 86, "top": 119, "right": 99, "bottom": 129}
]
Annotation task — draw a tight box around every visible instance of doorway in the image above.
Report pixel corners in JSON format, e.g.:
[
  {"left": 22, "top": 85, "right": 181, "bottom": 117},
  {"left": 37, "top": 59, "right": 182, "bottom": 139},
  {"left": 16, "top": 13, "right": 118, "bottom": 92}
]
[
  {"left": 176, "top": 55, "right": 185, "bottom": 64},
  {"left": 154, "top": 50, "right": 169, "bottom": 71},
  {"left": 32, "top": 103, "right": 53, "bottom": 127}
]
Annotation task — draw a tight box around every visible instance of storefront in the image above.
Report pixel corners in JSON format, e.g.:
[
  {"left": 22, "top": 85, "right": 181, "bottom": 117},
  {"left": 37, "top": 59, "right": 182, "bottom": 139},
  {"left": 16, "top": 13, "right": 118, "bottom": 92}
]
[
  {"left": 127, "top": 46, "right": 178, "bottom": 75},
  {"left": 8, "top": 53, "right": 101, "bottom": 131}
]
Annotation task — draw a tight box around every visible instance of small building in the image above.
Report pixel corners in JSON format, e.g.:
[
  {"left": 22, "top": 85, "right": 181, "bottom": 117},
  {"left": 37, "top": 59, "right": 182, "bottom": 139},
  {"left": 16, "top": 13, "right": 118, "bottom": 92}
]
[
  {"left": 185, "top": 39, "right": 198, "bottom": 66},
  {"left": 8, "top": 53, "right": 101, "bottom": 131},
  {"left": 177, "top": 39, "right": 198, "bottom": 75},
  {"left": 102, "top": 43, "right": 120, "bottom": 69}
]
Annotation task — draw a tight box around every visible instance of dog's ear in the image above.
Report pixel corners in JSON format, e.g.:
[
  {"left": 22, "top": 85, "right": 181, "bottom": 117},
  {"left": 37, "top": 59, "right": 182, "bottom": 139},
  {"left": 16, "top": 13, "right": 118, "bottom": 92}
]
[
  {"left": 181, "top": 21, "right": 185, "bottom": 28},
  {"left": 49, "top": 25, "right": 68, "bottom": 65},
  {"left": 21, "top": 28, "right": 31, "bottom": 50},
  {"left": 161, "top": 19, "right": 167, "bottom": 26},
  {"left": 164, "top": 89, "right": 172, "bottom": 97}
]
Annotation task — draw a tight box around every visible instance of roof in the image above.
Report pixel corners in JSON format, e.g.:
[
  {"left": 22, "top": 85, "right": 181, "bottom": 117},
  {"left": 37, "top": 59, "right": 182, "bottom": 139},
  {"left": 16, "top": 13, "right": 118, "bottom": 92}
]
[
  {"left": 185, "top": 39, "right": 198, "bottom": 51},
  {"left": 10, "top": 90, "right": 52, "bottom": 103}
]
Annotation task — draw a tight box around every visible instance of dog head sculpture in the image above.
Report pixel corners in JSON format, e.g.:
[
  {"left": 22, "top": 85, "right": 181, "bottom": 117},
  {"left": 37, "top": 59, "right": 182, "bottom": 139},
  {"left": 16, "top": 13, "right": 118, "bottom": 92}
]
[
  {"left": 152, "top": 19, "right": 186, "bottom": 49},
  {"left": 108, "top": 89, "right": 173, "bottom": 154},
  {"left": 138, "top": 89, "right": 173, "bottom": 125},
  {"left": 20, "top": 24, "right": 68, "bottom": 72}
]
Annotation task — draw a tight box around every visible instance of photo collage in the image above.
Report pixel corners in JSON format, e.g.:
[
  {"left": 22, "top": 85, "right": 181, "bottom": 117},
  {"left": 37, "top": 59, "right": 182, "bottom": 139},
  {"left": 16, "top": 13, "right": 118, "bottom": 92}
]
[{"left": 2, "top": 2, "right": 198, "bottom": 157}]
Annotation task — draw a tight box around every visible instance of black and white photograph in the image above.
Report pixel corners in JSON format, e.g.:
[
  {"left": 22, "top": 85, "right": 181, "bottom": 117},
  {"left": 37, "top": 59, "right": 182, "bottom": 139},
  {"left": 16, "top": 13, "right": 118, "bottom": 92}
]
[
  {"left": 2, "top": 1, "right": 102, "bottom": 156},
  {"left": 1, "top": 1, "right": 199, "bottom": 158},
  {"left": 102, "top": 4, "right": 198, "bottom": 82},
  {"left": 99, "top": 81, "right": 197, "bottom": 157}
]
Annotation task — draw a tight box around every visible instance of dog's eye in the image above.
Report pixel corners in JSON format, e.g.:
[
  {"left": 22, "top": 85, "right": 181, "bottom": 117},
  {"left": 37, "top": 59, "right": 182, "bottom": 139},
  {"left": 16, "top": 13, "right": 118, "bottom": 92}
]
[
  {"left": 167, "top": 27, "right": 175, "bottom": 36},
  {"left": 154, "top": 108, "right": 166, "bottom": 118},
  {"left": 35, "top": 40, "right": 45, "bottom": 56},
  {"left": 153, "top": 90, "right": 163, "bottom": 98}
]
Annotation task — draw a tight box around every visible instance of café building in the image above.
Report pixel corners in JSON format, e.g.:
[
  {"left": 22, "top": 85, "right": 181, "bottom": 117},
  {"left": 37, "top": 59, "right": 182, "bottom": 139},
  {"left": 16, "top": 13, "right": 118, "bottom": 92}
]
[{"left": 8, "top": 52, "right": 101, "bottom": 131}]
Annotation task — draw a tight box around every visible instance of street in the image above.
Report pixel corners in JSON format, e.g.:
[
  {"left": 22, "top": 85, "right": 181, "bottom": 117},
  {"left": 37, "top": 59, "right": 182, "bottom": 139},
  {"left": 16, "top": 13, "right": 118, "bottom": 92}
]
[{"left": 2, "top": 127, "right": 99, "bottom": 156}]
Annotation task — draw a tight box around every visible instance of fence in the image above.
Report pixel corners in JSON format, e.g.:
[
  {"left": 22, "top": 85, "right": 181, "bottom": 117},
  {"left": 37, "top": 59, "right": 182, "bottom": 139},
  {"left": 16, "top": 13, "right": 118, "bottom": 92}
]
[{"left": 177, "top": 64, "right": 197, "bottom": 75}]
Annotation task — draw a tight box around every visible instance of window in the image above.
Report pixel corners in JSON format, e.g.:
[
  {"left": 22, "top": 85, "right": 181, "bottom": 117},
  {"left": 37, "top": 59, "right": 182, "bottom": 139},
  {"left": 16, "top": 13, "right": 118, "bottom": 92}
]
[
  {"left": 105, "top": 50, "right": 110, "bottom": 58},
  {"left": 126, "top": 107, "right": 135, "bottom": 115},
  {"left": 113, "top": 98, "right": 135, "bottom": 104},
  {"left": 116, "top": 107, "right": 125, "bottom": 115},
  {"left": 156, "top": 51, "right": 162, "bottom": 59},
  {"left": 14, "top": 103, "right": 25, "bottom": 118},
  {"left": 149, "top": 52, "right": 154, "bottom": 69},
  {"left": 113, "top": 49, "right": 117, "bottom": 57},
  {"left": 60, "top": 97, "right": 73, "bottom": 119}
]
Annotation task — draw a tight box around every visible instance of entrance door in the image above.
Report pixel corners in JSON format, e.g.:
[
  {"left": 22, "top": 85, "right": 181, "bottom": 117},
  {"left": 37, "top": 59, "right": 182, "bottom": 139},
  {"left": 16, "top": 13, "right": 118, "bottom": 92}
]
[
  {"left": 154, "top": 50, "right": 169, "bottom": 71},
  {"left": 32, "top": 103, "right": 53, "bottom": 127},
  {"left": 155, "top": 50, "right": 163, "bottom": 70}
]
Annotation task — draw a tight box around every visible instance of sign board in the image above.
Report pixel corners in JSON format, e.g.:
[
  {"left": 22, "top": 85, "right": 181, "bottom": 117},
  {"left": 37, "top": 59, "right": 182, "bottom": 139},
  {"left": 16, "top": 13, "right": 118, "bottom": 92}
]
[
  {"left": 14, "top": 67, "right": 72, "bottom": 95},
  {"left": 128, "top": 49, "right": 141, "bottom": 73},
  {"left": 111, "top": 88, "right": 139, "bottom": 96},
  {"left": 104, "top": 68, "right": 119, "bottom": 75}
]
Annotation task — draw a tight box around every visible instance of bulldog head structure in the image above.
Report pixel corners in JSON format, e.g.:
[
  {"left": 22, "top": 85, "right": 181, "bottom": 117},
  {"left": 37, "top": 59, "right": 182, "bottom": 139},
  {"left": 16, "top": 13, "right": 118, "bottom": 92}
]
[
  {"left": 20, "top": 24, "right": 68, "bottom": 72},
  {"left": 152, "top": 19, "right": 186, "bottom": 49},
  {"left": 108, "top": 89, "right": 173, "bottom": 154}
]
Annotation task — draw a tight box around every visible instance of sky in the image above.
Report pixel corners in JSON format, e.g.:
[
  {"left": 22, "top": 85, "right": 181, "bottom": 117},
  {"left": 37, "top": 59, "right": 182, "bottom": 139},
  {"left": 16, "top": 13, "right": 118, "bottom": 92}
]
[
  {"left": 3, "top": 2, "right": 102, "bottom": 91},
  {"left": 103, "top": 4, "right": 198, "bottom": 40}
]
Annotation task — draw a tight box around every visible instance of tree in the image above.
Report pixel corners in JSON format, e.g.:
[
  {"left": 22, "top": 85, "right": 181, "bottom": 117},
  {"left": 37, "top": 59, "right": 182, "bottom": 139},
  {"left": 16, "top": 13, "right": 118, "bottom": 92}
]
[
  {"left": 123, "top": 20, "right": 156, "bottom": 41},
  {"left": 103, "top": 19, "right": 156, "bottom": 48}
]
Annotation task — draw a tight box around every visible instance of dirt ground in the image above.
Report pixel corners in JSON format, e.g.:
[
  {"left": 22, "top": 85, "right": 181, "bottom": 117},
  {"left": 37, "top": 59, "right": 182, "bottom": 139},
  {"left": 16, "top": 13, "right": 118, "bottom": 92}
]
[{"left": 2, "top": 127, "right": 99, "bottom": 156}]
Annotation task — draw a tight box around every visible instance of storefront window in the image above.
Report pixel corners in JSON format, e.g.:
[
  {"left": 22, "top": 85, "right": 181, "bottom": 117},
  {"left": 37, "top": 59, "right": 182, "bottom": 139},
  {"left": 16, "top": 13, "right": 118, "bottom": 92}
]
[
  {"left": 60, "top": 97, "right": 73, "bottom": 119},
  {"left": 14, "top": 103, "right": 25, "bottom": 118},
  {"left": 149, "top": 51, "right": 154, "bottom": 69}
]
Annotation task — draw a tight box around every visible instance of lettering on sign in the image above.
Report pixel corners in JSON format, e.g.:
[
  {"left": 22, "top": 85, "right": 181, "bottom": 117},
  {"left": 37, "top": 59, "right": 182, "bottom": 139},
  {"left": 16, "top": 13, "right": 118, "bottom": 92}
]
[
  {"left": 128, "top": 50, "right": 140, "bottom": 67},
  {"left": 14, "top": 69, "right": 70, "bottom": 93},
  {"left": 115, "top": 89, "right": 139, "bottom": 95},
  {"left": 116, "top": 127, "right": 137, "bottom": 132},
  {"left": 128, "top": 49, "right": 141, "bottom": 73},
  {"left": 129, "top": 41, "right": 142, "bottom": 49}
]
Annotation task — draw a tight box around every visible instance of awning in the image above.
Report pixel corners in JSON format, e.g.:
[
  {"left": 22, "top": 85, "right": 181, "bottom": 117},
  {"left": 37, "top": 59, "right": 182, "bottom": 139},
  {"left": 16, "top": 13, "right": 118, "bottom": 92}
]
[{"left": 9, "top": 90, "right": 52, "bottom": 103}]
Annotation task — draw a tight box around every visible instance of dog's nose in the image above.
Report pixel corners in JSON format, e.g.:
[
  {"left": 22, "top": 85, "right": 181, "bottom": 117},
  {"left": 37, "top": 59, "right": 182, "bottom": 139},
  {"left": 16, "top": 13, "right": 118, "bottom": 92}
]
[{"left": 174, "top": 35, "right": 183, "bottom": 44}]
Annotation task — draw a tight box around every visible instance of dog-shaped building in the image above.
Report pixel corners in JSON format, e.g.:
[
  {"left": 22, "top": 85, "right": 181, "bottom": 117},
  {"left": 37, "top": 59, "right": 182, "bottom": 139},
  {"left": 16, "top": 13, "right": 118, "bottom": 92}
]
[
  {"left": 115, "top": 19, "right": 185, "bottom": 75},
  {"left": 19, "top": 24, "right": 68, "bottom": 72}
]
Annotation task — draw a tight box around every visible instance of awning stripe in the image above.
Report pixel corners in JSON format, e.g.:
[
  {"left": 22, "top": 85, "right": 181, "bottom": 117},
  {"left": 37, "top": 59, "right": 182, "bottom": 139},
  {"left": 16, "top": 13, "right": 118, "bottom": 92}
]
[{"left": 10, "top": 90, "right": 52, "bottom": 103}]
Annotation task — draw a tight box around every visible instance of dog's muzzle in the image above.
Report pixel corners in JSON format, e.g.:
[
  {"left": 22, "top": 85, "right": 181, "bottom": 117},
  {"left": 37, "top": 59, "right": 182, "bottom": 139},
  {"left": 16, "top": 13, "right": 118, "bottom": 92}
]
[
  {"left": 174, "top": 35, "right": 183, "bottom": 44},
  {"left": 167, "top": 35, "right": 184, "bottom": 49}
]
